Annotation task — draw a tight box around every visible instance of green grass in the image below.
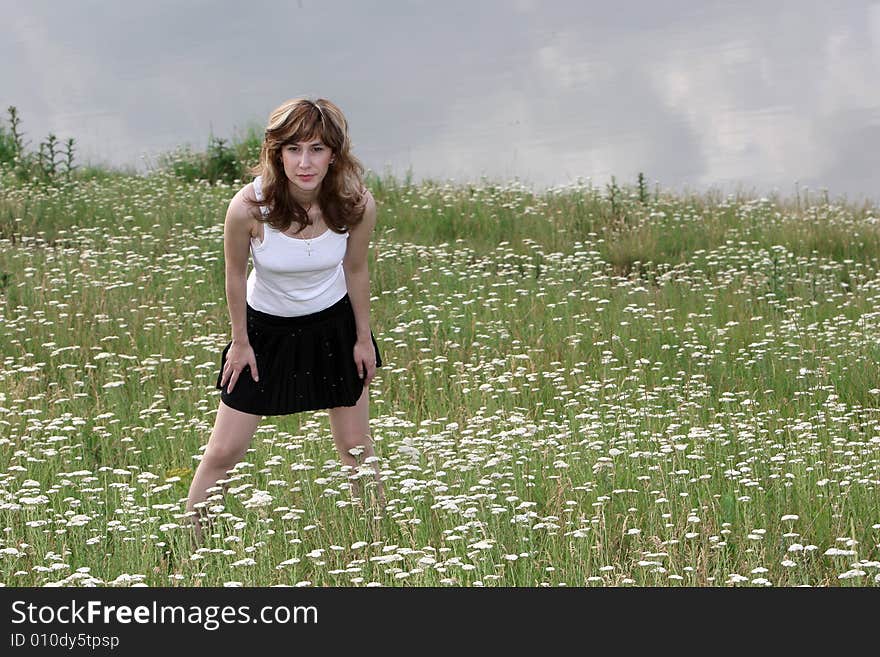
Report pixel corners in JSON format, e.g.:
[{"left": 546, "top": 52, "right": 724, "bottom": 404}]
[{"left": 0, "top": 158, "right": 878, "bottom": 587}]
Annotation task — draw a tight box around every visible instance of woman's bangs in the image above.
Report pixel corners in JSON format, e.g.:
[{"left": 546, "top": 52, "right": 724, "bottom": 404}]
[{"left": 269, "top": 105, "right": 317, "bottom": 144}]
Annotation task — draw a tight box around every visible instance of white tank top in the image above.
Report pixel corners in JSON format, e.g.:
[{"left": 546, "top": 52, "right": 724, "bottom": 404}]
[{"left": 245, "top": 175, "right": 349, "bottom": 316}]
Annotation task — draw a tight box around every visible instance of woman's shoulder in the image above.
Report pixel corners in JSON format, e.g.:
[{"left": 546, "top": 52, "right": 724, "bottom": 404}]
[
  {"left": 355, "top": 185, "right": 375, "bottom": 211},
  {"left": 228, "top": 182, "right": 259, "bottom": 211},
  {"left": 348, "top": 185, "right": 376, "bottom": 232},
  {"left": 226, "top": 181, "right": 263, "bottom": 235}
]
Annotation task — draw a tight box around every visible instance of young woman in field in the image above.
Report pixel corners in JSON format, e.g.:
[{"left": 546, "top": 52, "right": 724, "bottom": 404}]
[{"left": 185, "top": 97, "right": 384, "bottom": 543}]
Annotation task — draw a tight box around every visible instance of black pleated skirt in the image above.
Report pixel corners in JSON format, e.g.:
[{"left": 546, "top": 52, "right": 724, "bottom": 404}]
[{"left": 215, "top": 293, "right": 383, "bottom": 416}]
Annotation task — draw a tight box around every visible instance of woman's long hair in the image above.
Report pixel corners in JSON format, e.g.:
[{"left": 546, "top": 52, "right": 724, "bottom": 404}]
[{"left": 248, "top": 97, "right": 366, "bottom": 234}]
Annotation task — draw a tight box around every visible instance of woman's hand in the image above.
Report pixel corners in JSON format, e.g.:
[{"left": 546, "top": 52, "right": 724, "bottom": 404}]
[
  {"left": 353, "top": 337, "right": 377, "bottom": 386},
  {"left": 222, "top": 339, "right": 259, "bottom": 393}
]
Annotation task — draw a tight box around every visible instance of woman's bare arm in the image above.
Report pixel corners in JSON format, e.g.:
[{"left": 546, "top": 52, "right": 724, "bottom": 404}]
[
  {"left": 342, "top": 189, "right": 378, "bottom": 384},
  {"left": 220, "top": 186, "right": 261, "bottom": 391}
]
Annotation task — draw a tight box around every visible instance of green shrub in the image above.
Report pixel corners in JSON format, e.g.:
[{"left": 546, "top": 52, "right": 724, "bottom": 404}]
[
  {"left": 158, "top": 124, "right": 262, "bottom": 185},
  {"left": 1, "top": 106, "right": 76, "bottom": 183}
]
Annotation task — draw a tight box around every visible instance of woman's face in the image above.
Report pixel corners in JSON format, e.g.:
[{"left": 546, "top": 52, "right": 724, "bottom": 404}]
[{"left": 280, "top": 138, "right": 333, "bottom": 195}]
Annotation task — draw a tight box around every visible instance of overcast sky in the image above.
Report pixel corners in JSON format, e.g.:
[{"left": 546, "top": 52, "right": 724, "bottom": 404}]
[{"left": 2, "top": 0, "right": 878, "bottom": 202}]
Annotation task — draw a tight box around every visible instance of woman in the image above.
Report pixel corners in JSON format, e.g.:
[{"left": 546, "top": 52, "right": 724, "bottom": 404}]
[{"left": 185, "top": 97, "right": 384, "bottom": 543}]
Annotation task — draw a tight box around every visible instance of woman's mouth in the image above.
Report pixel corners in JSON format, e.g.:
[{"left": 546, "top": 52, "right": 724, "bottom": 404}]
[{"left": 298, "top": 174, "right": 315, "bottom": 181}]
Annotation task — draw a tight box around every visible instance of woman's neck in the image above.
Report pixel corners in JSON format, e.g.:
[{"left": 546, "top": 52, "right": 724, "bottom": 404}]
[{"left": 287, "top": 181, "right": 320, "bottom": 207}]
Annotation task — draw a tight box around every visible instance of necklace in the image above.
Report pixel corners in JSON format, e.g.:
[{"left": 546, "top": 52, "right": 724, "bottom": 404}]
[{"left": 303, "top": 202, "right": 318, "bottom": 256}]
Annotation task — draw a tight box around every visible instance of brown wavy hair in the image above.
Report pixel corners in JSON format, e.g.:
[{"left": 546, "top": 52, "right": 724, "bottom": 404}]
[{"left": 247, "top": 97, "right": 367, "bottom": 235}]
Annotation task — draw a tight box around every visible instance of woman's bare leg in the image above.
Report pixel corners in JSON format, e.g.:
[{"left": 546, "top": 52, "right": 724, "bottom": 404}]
[
  {"left": 328, "top": 385, "right": 384, "bottom": 508},
  {"left": 185, "top": 401, "right": 262, "bottom": 545}
]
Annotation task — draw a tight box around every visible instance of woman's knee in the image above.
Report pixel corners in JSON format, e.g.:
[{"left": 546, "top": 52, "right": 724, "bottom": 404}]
[
  {"left": 333, "top": 431, "right": 374, "bottom": 457},
  {"left": 201, "top": 403, "right": 260, "bottom": 468},
  {"left": 201, "top": 441, "right": 248, "bottom": 472},
  {"left": 202, "top": 429, "right": 257, "bottom": 471}
]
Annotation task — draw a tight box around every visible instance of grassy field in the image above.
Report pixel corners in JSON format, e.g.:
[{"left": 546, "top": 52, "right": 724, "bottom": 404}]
[{"left": 0, "top": 163, "right": 879, "bottom": 587}]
